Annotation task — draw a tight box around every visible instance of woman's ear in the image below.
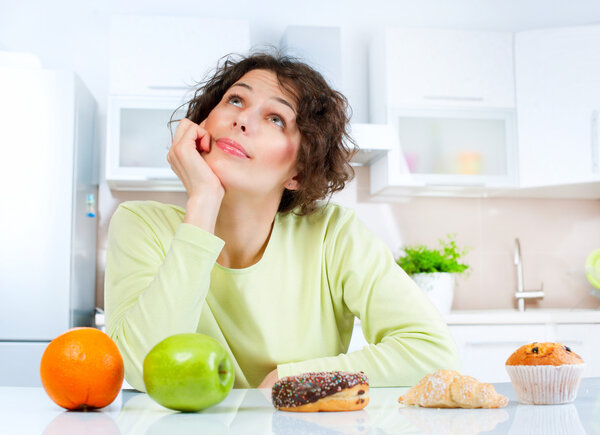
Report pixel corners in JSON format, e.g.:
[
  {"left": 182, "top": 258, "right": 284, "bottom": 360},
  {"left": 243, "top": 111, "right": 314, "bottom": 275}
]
[{"left": 284, "top": 174, "right": 301, "bottom": 191}]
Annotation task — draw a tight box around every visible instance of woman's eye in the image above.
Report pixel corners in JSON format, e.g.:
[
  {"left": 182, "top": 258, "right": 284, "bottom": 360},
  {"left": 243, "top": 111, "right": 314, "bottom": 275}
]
[
  {"left": 269, "top": 115, "right": 285, "bottom": 128},
  {"left": 228, "top": 96, "right": 242, "bottom": 107}
]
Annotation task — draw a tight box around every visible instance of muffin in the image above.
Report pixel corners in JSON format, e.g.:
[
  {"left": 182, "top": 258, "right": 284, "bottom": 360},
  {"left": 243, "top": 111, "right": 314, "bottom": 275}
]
[{"left": 505, "top": 342, "right": 585, "bottom": 405}]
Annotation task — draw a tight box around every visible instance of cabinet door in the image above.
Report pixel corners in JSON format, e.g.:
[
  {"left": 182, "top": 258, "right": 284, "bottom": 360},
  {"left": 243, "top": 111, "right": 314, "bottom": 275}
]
[
  {"left": 348, "top": 321, "right": 368, "bottom": 353},
  {"left": 368, "top": 28, "right": 517, "bottom": 196},
  {"left": 450, "top": 324, "right": 548, "bottom": 383},
  {"left": 368, "top": 109, "right": 518, "bottom": 196},
  {"left": 106, "top": 96, "right": 187, "bottom": 190},
  {"left": 109, "top": 16, "right": 250, "bottom": 96},
  {"left": 381, "top": 28, "right": 515, "bottom": 109},
  {"left": 392, "top": 107, "right": 517, "bottom": 183},
  {"left": 515, "top": 26, "right": 600, "bottom": 187},
  {"left": 554, "top": 324, "right": 600, "bottom": 378}
]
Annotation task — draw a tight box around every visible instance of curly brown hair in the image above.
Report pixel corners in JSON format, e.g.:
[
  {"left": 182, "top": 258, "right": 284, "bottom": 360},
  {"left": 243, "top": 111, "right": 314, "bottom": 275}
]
[{"left": 179, "top": 51, "right": 358, "bottom": 215}]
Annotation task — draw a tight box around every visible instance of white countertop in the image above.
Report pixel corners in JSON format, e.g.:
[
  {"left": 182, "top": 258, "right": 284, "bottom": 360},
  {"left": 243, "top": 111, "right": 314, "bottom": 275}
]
[
  {"left": 444, "top": 309, "right": 600, "bottom": 325},
  {"left": 352, "top": 309, "right": 600, "bottom": 328},
  {"left": 0, "top": 379, "right": 598, "bottom": 434}
]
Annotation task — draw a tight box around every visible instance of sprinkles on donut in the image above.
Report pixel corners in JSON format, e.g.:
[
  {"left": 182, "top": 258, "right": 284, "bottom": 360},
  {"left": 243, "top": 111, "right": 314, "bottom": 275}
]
[{"left": 271, "top": 371, "right": 369, "bottom": 412}]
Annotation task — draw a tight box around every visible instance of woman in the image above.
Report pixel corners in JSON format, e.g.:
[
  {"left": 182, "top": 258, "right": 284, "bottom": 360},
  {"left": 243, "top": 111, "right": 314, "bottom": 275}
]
[{"left": 105, "top": 52, "right": 460, "bottom": 391}]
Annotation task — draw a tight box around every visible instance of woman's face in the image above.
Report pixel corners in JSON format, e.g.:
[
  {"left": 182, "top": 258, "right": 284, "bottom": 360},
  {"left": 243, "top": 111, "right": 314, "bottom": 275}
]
[{"left": 200, "top": 69, "right": 302, "bottom": 199}]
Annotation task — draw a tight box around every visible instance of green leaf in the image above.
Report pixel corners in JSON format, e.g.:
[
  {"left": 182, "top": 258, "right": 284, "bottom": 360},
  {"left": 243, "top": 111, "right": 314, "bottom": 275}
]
[{"left": 396, "top": 234, "right": 470, "bottom": 274}]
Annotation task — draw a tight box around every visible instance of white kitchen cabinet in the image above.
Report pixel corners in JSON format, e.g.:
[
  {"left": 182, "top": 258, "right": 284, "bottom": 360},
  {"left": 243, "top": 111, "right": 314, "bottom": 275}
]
[
  {"left": 449, "top": 324, "right": 547, "bottom": 383},
  {"left": 106, "top": 96, "right": 187, "bottom": 190},
  {"left": 451, "top": 323, "right": 600, "bottom": 383},
  {"left": 281, "top": 26, "right": 342, "bottom": 93},
  {"left": 109, "top": 16, "right": 250, "bottom": 97},
  {"left": 369, "top": 107, "right": 518, "bottom": 197},
  {"left": 515, "top": 25, "right": 600, "bottom": 188},
  {"left": 349, "top": 312, "right": 600, "bottom": 384},
  {"left": 280, "top": 26, "right": 392, "bottom": 166},
  {"left": 368, "top": 28, "right": 518, "bottom": 196},
  {"left": 554, "top": 324, "right": 600, "bottom": 376},
  {"left": 106, "top": 16, "right": 250, "bottom": 190},
  {"left": 369, "top": 27, "right": 515, "bottom": 123}
]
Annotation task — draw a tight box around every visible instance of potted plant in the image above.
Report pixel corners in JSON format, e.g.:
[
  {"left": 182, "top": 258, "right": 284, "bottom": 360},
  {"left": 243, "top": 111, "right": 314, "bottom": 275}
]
[{"left": 396, "top": 234, "right": 470, "bottom": 314}]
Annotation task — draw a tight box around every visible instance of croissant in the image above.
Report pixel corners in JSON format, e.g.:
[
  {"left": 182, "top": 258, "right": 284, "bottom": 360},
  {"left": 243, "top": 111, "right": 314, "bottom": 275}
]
[{"left": 398, "top": 370, "right": 508, "bottom": 409}]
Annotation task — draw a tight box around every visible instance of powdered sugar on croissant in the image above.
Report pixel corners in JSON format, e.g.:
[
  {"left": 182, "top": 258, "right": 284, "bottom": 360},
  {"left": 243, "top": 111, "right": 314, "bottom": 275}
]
[{"left": 398, "top": 370, "right": 508, "bottom": 409}]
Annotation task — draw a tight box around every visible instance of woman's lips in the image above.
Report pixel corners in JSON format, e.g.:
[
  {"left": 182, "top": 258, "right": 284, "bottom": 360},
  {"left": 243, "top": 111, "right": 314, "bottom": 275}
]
[{"left": 215, "top": 138, "right": 250, "bottom": 159}]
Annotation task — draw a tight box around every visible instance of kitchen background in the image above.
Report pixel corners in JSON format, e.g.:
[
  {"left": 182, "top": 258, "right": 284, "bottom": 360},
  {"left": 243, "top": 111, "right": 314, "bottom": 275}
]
[{"left": 2, "top": 0, "right": 600, "bottom": 315}]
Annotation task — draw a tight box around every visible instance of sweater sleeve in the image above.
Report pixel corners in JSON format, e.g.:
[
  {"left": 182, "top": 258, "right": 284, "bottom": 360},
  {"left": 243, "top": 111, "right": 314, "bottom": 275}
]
[
  {"left": 277, "top": 209, "right": 461, "bottom": 386},
  {"left": 104, "top": 203, "right": 224, "bottom": 391}
]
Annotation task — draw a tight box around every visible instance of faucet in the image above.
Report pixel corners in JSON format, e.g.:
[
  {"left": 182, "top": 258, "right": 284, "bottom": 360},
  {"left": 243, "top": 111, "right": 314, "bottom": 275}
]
[{"left": 514, "top": 238, "right": 544, "bottom": 312}]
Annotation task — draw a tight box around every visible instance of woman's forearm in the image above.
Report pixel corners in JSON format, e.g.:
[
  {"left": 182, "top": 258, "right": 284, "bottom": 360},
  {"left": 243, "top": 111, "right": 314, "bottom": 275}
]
[
  {"left": 105, "top": 205, "right": 224, "bottom": 391},
  {"left": 277, "top": 327, "right": 460, "bottom": 387}
]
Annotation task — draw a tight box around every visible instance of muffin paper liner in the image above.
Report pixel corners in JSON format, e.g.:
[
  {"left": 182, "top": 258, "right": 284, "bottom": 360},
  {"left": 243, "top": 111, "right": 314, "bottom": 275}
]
[{"left": 505, "top": 364, "right": 585, "bottom": 405}]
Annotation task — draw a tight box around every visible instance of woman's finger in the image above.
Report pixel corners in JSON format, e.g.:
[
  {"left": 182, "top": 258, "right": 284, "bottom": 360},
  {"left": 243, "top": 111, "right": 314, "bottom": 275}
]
[
  {"left": 169, "top": 121, "right": 205, "bottom": 169},
  {"left": 197, "top": 125, "right": 211, "bottom": 153},
  {"left": 172, "top": 117, "right": 193, "bottom": 145}
]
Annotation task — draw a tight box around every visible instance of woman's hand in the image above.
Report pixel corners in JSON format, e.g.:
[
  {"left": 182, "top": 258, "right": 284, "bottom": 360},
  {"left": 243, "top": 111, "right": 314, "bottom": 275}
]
[
  {"left": 167, "top": 118, "right": 224, "bottom": 232},
  {"left": 257, "top": 368, "right": 279, "bottom": 389}
]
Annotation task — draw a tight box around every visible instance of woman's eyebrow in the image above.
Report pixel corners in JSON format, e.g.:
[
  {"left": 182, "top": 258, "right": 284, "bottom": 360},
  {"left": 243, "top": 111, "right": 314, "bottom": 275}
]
[{"left": 231, "top": 82, "right": 296, "bottom": 115}]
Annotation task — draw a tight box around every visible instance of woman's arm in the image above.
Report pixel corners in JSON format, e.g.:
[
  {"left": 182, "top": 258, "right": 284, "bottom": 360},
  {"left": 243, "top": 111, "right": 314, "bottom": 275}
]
[
  {"left": 105, "top": 119, "right": 226, "bottom": 391},
  {"left": 167, "top": 118, "right": 224, "bottom": 232},
  {"left": 104, "top": 204, "right": 225, "bottom": 392},
  {"left": 276, "top": 208, "right": 461, "bottom": 387}
]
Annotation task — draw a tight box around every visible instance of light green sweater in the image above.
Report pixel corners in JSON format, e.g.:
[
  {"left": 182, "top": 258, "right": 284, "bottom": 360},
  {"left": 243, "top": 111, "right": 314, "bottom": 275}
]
[{"left": 105, "top": 200, "right": 460, "bottom": 391}]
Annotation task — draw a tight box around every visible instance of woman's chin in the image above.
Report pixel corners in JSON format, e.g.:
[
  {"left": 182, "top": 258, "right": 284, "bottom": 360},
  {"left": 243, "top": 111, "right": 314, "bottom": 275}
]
[
  {"left": 204, "top": 156, "right": 231, "bottom": 180},
  {"left": 204, "top": 156, "right": 282, "bottom": 201}
]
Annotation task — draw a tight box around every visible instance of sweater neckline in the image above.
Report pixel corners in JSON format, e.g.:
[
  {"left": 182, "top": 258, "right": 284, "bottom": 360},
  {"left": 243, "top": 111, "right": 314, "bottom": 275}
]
[{"left": 213, "top": 213, "right": 280, "bottom": 275}]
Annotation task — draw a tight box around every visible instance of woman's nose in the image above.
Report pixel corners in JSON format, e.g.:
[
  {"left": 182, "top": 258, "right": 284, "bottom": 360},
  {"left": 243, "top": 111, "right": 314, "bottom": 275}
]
[
  {"left": 233, "top": 121, "right": 246, "bottom": 133},
  {"left": 233, "top": 108, "right": 255, "bottom": 134}
]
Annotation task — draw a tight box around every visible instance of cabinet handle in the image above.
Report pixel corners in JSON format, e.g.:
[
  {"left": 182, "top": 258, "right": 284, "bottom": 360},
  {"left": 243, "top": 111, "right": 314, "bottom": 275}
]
[
  {"left": 145, "top": 176, "right": 178, "bottom": 180},
  {"left": 423, "top": 95, "right": 484, "bottom": 102},
  {"left": 425, "top": 182, "right": 487, "bottom": 187},
  {"left": 592, "top": 110, "right": 599, "bottom": 173},
  {"left": 465, "top": 341, "right": 535, "bottom": 347}
]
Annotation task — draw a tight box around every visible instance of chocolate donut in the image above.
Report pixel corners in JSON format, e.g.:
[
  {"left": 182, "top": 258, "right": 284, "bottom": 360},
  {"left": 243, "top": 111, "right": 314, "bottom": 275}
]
[{"left": 272, "top": 371, "right": 369, "bottom": 412}]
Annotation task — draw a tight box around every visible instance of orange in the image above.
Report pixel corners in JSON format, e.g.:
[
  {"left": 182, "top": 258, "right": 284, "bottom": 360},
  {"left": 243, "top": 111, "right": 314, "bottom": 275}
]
[{"left": 40, "top": 327, "right": 124, "bottom": 410}]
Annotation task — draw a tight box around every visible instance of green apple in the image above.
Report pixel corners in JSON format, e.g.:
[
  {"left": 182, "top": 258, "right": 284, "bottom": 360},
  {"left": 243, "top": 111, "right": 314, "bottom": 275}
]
[{"left": 143, "top": 333, "right": 234, "bottom": 412}]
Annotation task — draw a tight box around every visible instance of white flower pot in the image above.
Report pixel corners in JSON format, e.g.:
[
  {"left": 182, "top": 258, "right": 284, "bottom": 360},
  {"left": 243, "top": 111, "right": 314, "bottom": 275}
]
[{"left": 411, "top": 272, "right": 455, "bottom": 314}]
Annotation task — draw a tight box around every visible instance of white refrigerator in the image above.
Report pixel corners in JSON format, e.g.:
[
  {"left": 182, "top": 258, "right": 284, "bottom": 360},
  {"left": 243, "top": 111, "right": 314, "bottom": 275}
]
[{"left": 0, "top": 65, "right": 97, "bottom": 386}]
